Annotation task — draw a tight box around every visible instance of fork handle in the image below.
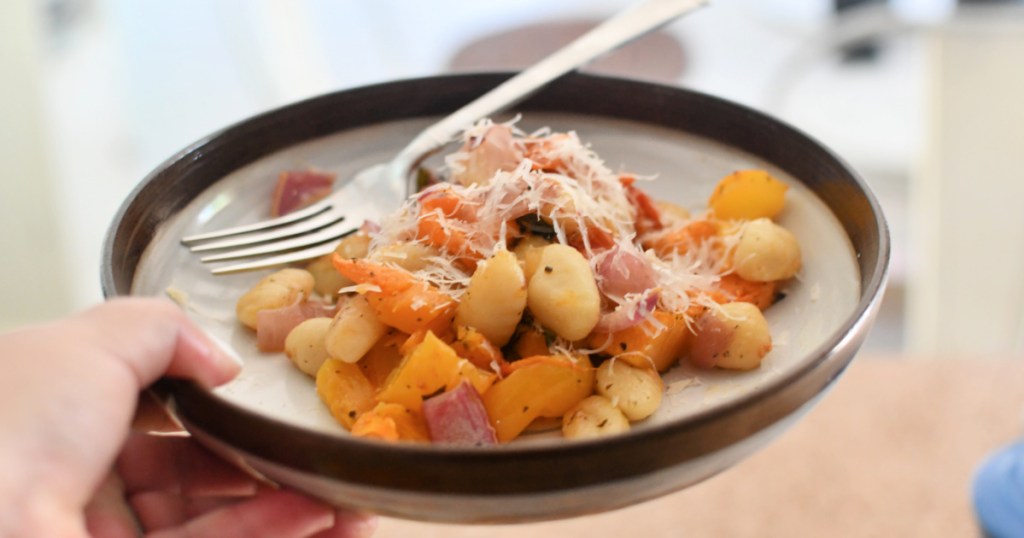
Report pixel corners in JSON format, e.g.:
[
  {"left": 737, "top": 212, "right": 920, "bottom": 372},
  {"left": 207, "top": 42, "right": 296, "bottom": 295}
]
[{"left": 388, "top": 0, "right": 708, "bottom": 183}]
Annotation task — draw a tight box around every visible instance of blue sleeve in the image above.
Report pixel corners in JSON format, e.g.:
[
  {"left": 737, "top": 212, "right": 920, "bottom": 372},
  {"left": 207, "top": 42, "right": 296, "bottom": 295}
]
[{"left": 973, "top": 440, "right": 1024, "bottom": 538}]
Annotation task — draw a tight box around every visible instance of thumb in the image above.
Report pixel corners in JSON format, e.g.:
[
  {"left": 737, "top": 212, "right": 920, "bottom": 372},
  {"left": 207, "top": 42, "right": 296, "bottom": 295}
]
[{"left": 71, "top": 297, "right": 241, "bottom": 390}]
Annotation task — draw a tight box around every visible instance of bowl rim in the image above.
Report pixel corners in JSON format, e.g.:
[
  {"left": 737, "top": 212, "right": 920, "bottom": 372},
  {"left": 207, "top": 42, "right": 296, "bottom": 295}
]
[{"left": 102, "top": 71, "right": 890, "bottom": 497}]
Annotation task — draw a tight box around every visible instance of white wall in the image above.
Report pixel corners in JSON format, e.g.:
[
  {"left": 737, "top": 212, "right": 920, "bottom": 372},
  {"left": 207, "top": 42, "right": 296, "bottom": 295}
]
[
  {"left": 0, "top": 1, "right": 72, "bottom": 329},
  {"left": 908, "top": 9, "right": 1024, "bottom": 355}
]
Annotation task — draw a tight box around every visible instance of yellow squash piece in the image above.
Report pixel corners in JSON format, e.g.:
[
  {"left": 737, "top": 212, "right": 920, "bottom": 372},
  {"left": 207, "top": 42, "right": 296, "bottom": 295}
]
[
  {"left": 358, "top": 329, "right": 407, "bottom": 387},
  {"left": 587, "top": 310, "right": 689, "bottom": 372},
  {"left": 351, "top": 402, "right": 430, "bottom": 442},
  {"left": 482, "top": 355, "right": 595, "bottom": 442},
  {"left": 708, "top": 169, "right": 788, "bottom": 220},
  {"left": 376, "top": 331, "right": 496, "bottom": 413},
  {"left": 316, "top": 359, "right": 375, "bottom": 430}
]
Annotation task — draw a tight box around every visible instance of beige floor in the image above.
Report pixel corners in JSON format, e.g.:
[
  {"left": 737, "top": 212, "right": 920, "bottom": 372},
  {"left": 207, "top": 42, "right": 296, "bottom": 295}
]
[{"left": 374, "top": 356, "right": 1023, "bottom": 537}]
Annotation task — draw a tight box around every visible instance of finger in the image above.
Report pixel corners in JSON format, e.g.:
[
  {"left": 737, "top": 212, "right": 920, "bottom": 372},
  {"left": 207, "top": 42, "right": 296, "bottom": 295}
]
[
  {"left": 128, "top": 491, "right": 239, "bottom": 533},
  {"left": 70, "top": 297, "right": 241, "bottom": 391},
  {"left": 83, "top": 472, "right": 142, "bottom": 538},
  {"left": 130, "top": 486, "right": 288, "bottom": 532},
  {"left": 0, "top": 299, "right": 238, "bottom": 537},
  {"left": 134, "top": 490, "right": 378, "bottom": 538},
  {"left": 149, "top": 489, "right": 338, "bottom": 538},
  {"left": 310, "top": 510, "right": 379, "bottom": 538},
  {"left": 117, "top": 432, "right": 258, "bottom": 497}
]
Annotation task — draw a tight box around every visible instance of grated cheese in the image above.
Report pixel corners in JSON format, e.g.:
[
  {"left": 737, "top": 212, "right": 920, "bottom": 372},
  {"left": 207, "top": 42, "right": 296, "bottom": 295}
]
[{"left": 361, "top": 119, "right": 751, "bottom": 359}]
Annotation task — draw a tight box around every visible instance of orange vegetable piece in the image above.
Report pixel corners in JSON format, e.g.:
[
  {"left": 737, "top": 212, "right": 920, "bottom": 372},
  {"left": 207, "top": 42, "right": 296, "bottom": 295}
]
[
  {"left": 400, "top": 329, "right": 428, "bottom": 355},
  {"left": 708, "top": 169, "right": 788, "bottom": 220},
  {"left": 568, "top": 225, "right": 616, "bottom": 252},
  {"left": 377, "top": 331, "right": 496, "bottom": 413},
  {"left": 621, "top": 175, "right": 663, "bottom": 234},
  {"left": 415, "top": 190, "right": 481, "bottom": 269},
  {"left": 331, "top": 255, "right": 412, "bottom": 291},
  {"left": 358, "top": 329, "right": 407, "bottom": 387},
  {"left": 417, "top": 213, "right": 473, "bottom": 260},
  {"left": 647, "top": 220, "right": 720, "bottom": 256},
  {"left": 420, "top": 187, "right": 468, "bottom": 217},
  {"left": 712, "top": 273, "right": 778, "bottom": 311},
  {"left": 451, "top": 325, "right": 512, "bottom": 376},
  {"left": 587, "top": 310, "right": 690, "bottom": 372},
  {"left": 369, "top": 281, "right": 455, "bottom": 335},
  {"left": 351, "top": 402, "right": 430, "bottom": 442},
  {"left": 482, "top": 355, "right": 595, "bottom": 442},
  {"left": 350, "top": 410, "right": 398, "bottom": 441},
  {"left": 523, "top": 133, "right": 570, "bottom": 172},
  {"left": 376, "top": 403, "right": 430, "bottom": 441},
  {"left": 316, "top": 359, "right": 375, "bottom": 430},
  {"left": 511, "top": 327, "right": 550, "bottom": 360},
  {"left": 331, "top": 256, "right": 456, "bottom": 335}
]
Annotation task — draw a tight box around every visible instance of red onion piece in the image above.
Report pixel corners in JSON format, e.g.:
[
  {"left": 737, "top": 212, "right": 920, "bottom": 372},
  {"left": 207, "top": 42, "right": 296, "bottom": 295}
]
[
  {"left": 689, "top": 310, "right": 734, "bottom": 368},
  {"left": 594, "top": 244, "right": 657, "bottom": 299},
  {"left": 255, "top": 300, "right": 337, "bottom": 352},
  {"left": 359, "top": 220, "right": 381, "bottom": 235},
  {"left": 270, "top": 170, "right": 336, "bottom": 217},
  {"left": 422, "top": 380, "right": 498, "bottom": 446},
  {"left": 452, "top": 124, "right": 520, "bottom": 186},
  {"left": 593, "top": 289, "right": 660, "bottom": 334}
]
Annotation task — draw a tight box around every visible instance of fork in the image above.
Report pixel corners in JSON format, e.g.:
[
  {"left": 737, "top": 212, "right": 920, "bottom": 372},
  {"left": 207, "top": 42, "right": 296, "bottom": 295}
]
[{"left": 182, "top": 0, "right": 708, "bottom": 274}]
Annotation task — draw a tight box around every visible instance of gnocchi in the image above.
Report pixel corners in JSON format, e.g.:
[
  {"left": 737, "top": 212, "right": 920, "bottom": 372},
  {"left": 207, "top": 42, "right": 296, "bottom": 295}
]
[
  {"left": 324, "top": 295, "right": 387, "bottom": 364},
  {"left": 371, "top": 241, "right": 441, "bottom": 272},
  {"left": 526, "top": 244, "right": 601, "bottom": 341},
  {"left": 235, "top": 268, "right": 314, "bottom": 329},
  {"left": 284, "top": 317, "right": 332, "bottom": 376},
  {"left": 733, "top": 218, "right": 802, "bottom": 282},
  {"left": 595, "top": 360, "right": 663, "bottom": 421},
  {"left": 690, "top": 302, "right": 773, "bottom": 371},
  {"left": 562, "top": 395, "right": 630, "bottom": 440},
  {"left": 455, "top": 250, "right": 528, "bottom": 346},
  {"left": 306, "top": 232, "right": 372, "bottom": 297}
]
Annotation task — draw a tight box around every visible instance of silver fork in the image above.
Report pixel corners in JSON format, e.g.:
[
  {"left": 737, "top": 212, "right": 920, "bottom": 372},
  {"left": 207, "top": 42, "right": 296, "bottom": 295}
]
[{"left": 182, "top": 0, "right": 707, "bottom": 274}]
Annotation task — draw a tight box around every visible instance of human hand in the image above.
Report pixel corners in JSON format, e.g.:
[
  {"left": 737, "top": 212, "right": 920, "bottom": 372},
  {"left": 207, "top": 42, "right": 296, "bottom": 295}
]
[{"left": 0, "top": 298, "right": 376, "bottom": 537}]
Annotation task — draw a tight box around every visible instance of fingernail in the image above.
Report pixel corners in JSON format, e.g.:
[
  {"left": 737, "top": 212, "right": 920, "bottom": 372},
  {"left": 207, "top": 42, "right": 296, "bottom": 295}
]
[
  {"left": 178, "top": 326, "right": 241, "bottom": 387},
  {"left": 208, "top": 333, "right": 244, "bottom": 368},
  {"left": 338, "top": 512, "right": 379, "bottom": 538},
  {"left": 204, "top": 333, "right": 243, "bottom": 384}
]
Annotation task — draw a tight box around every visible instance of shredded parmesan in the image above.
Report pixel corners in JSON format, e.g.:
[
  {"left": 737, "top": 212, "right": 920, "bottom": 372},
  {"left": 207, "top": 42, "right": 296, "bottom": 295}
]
[
  {"left": 360, "top": 119, "right": 754, "bottom": 359},
  {"left": 337, "top": 283, "right": 382, "bottom": 295},
  {"left": 165, "top": 285, "right": 189, "bottom": 307}
]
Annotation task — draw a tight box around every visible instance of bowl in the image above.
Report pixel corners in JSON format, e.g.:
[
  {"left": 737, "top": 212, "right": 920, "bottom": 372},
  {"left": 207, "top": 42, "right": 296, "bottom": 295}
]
[{"left": 102, "top": 72, "right": 889, "bottom": 523}]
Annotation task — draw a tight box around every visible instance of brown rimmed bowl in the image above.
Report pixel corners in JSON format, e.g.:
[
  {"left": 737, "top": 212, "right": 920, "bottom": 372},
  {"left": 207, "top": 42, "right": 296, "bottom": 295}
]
[{"left": 102, "top": 72, "right": 889, "bottom": 523}]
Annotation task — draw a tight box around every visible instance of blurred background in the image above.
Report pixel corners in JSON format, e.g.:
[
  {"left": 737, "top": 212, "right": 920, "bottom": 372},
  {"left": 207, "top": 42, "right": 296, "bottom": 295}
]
[{"left": 3, "top": 0, "right": 1023, "bottom": 358}]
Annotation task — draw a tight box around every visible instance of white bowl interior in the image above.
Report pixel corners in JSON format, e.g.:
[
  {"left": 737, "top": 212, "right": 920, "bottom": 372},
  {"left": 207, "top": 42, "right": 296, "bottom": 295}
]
[{"left": 133, "top": 113, "right": 860, "bottom": 443}]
